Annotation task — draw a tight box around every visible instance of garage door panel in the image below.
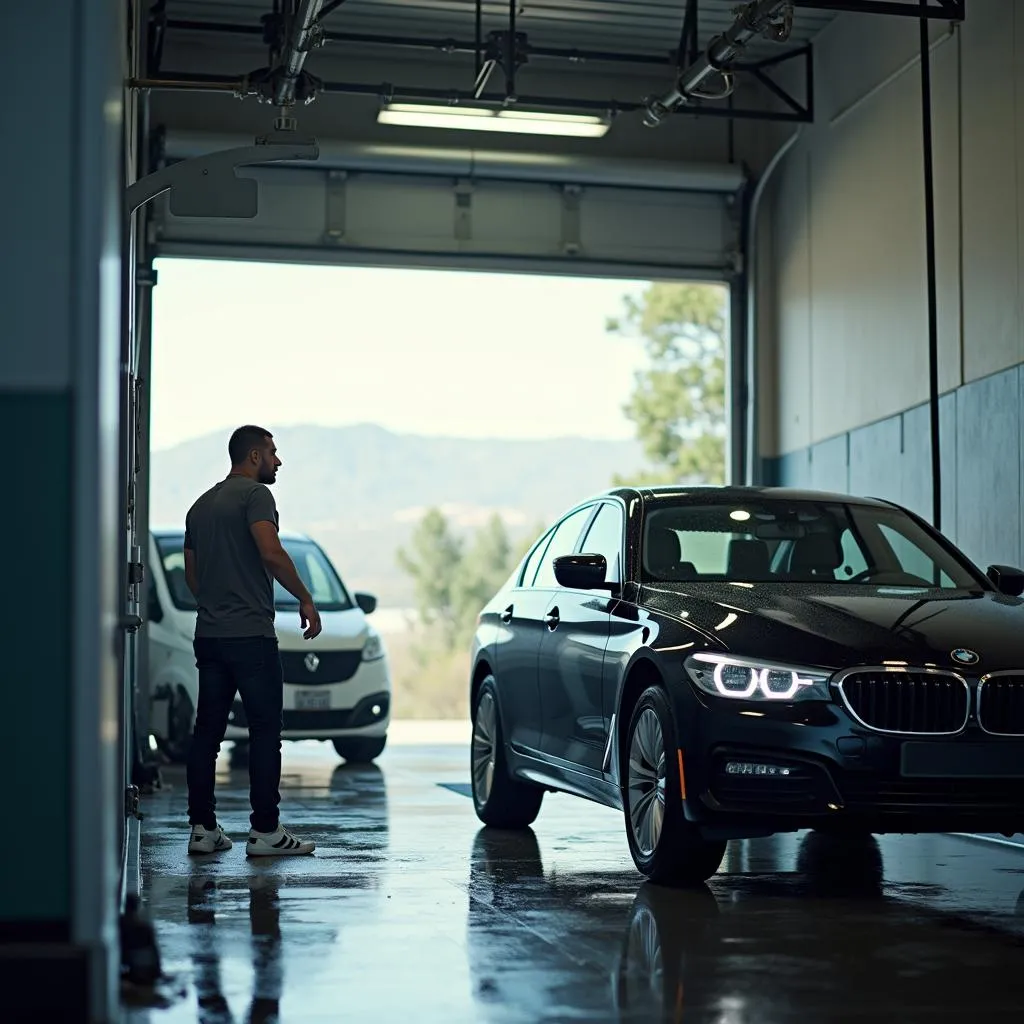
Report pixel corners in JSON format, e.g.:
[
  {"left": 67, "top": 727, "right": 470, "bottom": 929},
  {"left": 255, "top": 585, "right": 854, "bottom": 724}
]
[{"left": 154, "top": 163, "right": 740, "bottom": 274}]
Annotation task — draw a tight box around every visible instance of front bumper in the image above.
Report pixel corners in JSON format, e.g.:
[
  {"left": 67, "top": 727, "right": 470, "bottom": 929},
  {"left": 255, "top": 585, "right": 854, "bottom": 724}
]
[
  {"left": 677, "top": 690, "right": 1024, "bottom": 839},
  {"left": 224, "top": 655, "right": 391, "bottom": 740}
]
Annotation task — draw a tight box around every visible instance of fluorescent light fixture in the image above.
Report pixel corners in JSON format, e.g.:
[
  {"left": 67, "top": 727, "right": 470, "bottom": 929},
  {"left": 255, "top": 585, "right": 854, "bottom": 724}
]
[{"left": 377, "top": 102, "right": 610, "bottom": 138}]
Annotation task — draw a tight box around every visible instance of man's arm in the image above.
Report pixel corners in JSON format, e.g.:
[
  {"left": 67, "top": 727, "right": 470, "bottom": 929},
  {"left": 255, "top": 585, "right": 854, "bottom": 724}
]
[
  {"left": 184, "top": 547, "right": 199, "bottom": 598},
  {"left": 183, "top": 521, "right": 199, "bottom": 597},
  {"left": 247, "top": 485, "right": 322, "bottom": 638},
  {"left": 250, "top": 521, "right": 312, "bottom": 603}
]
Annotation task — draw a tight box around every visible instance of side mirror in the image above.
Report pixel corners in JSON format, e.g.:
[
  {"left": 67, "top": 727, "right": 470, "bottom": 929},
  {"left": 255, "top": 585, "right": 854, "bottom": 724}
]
[
  {"left": 554, "top": 553, "right": 609, "bottom": 590},
  {"left": 987, "top": 565, "right": 1024, "bottom": 597},
  {"left": 355, "top": 592, "right": 377, "bottom": 614}
]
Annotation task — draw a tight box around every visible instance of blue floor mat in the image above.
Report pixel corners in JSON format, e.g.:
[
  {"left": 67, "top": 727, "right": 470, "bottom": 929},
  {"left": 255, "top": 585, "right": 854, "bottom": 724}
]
[{"left": 438, "top": 782, "right": 473, "bottom": 798}]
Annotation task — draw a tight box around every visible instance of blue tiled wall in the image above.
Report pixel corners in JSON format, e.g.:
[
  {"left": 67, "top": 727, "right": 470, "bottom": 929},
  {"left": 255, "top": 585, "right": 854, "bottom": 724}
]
[{"left": 763, "top": 364, "right": 1024, "bottom": 573}]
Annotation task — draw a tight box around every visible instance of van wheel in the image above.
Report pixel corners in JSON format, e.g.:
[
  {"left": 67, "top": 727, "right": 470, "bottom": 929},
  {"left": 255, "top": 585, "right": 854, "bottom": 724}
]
[
  {"left": 155, "top": 686, "right": 194, "bottom": 765},
  {"left": 471, "top": 676, "right": 543, "bottom": 828},
  {"left": 332, "top": 736, "right": 387, "bottom": 763},
  {"left": 623, "top": 686, "right": 726, "bottom": 886}
]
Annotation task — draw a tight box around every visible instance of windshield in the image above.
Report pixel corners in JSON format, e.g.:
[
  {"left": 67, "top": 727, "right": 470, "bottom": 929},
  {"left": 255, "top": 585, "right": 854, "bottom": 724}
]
[
  {"left": 641, "top": 500, "right": 984, "bottom": 590},
  {"left": 154, "top": 534, "right": 354, "bottom": 612}
]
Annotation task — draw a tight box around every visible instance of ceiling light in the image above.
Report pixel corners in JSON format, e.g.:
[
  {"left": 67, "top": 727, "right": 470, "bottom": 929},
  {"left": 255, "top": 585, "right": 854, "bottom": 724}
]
[
  {"left": 377, "top": 102, "right": 610, "bottom": 138},
  {"left": 730, "top": 509, "right": 751, "bottom": 521}
]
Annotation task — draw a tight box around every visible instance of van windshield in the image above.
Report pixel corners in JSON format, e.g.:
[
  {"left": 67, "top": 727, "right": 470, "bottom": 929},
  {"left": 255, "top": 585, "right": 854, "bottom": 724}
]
[{"left": 154, "top": 534, "right": 354, "bottom": 612}]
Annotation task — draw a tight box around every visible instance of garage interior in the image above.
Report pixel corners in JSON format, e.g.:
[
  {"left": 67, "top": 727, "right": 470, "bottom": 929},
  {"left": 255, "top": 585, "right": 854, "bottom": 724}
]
[{"left": 10, "top": 0, "right": 1024, "bottom": 1020}]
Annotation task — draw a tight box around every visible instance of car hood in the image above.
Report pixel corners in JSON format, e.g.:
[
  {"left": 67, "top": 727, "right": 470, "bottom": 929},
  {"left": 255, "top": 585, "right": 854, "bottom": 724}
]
[
  {"left": 273, "top": 607, "right": 368, "bottom": 652},
  {"left": 641, "top": 582, "right": 1024, "bottom": 673}
]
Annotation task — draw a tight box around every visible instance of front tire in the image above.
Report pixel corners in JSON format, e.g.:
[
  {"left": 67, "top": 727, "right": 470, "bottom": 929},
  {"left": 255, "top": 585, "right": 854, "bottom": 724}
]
[
  {"left": 471, "top": 676, "right": 543, "bottom": 828},
  {"left": 623, "top": 686, "right": 726, "bottom": 887},
  {"left": 332, "top": 735, "right": 387, "bottom": 763}
]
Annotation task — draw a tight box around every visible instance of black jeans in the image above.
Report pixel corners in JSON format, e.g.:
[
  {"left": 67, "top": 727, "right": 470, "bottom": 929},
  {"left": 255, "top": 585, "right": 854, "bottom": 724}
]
[{"left": 187, "top": 636, "right": 283, "bottom": 834}]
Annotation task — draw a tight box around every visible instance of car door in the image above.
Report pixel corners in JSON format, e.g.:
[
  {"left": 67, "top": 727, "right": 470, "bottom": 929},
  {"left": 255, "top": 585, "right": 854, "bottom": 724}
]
[
  {"left": 495, "top": 506, "right": 596, "bottom": 755},
  {"left": 537, "top": 501, "right": 622, "bottom": 772}
]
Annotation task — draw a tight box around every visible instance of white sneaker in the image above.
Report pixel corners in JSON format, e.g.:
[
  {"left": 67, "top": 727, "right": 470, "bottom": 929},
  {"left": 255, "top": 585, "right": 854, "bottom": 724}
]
[
  {"left": 188, "top": 824, "right": 233, "bottom": 855},
  {"left": 246, "top": 825, "right": 316, "bottom": 857}
]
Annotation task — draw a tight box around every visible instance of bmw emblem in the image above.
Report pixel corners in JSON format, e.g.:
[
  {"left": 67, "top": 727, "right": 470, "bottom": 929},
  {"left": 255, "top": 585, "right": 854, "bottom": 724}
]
[{"left": 951, "top": 648, "right": 979, "bottom": 666}]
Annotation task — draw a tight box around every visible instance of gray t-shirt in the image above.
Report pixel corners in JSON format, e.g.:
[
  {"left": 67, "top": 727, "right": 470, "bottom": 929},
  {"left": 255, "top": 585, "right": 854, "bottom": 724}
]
[{"left": 184, "top": 476, "right": 280, "bottom": 639}]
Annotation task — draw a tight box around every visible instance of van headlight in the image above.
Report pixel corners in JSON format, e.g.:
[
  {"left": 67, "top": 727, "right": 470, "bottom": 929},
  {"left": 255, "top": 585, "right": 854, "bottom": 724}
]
[
  {"left": 684, "top": 652, "right": 831, "bottom": 702},
  {"left": 362, "top": 631, "right": 385, "bottom": 662}
]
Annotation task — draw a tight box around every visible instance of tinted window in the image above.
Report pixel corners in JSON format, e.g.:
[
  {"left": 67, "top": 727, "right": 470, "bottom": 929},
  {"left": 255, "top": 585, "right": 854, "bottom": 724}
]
[
  {"left": 579, "top": 503, "right": 624, "bottom": 584},
  {"left": 154, "top": 534, "right": 354, "bottom": 611},
  {"left": 640, "top": 501, "right": 981, "bottom": 589},
  {"left": 878, "top": 523, "right": 955, "bottom": 587},
  {"left": 533, "top": 506, "right": 594, "bottom": 589},
  {"left": 520, "top": 527, "right": 555, "bottom": 588},
  {"left": 837, "top": 528, "right": 869, "bottom": 579}
]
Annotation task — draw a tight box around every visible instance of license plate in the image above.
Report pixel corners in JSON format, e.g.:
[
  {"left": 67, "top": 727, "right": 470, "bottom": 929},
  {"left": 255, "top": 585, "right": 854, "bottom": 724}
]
[
  {"left": 295, "top": 689, "right": 331, "bottom": 711},
  {"left": 901, "top": 741, "right": 1024, "bottom": 778}
]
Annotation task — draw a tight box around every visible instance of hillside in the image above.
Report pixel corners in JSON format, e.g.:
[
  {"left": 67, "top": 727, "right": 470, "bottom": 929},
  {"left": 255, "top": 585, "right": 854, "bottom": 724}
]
[{"left": 150, "top": 423, "right": 648, "bottom": 606}]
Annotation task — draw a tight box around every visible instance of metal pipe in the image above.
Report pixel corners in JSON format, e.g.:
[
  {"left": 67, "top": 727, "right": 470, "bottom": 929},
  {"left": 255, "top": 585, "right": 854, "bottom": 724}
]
[
  {"left": 919, "top": 1, "right": 942, "bottom": 530},
  {"left": 132, "top": 73, "right": 810, "bottom": 122},
  {"left": 273, "top": 0, "right": 326, "bottom": 107},
  {"left": 131, "top": 76, "right": 242, "bottom": 93},
  {"left": 475, "top": 0, "right": 483, "bottom": 77},
  {"left": 744, "top": 126, "right": 803, "bottom": 485},
  {"left": 163, "top": 18, "right": 672, "bottom": 67},
  {"left": 507, "top": 0, "right": 516, "bottom": 100},
  {"left": 792, "top": 0, "right": 963, "bottom": 18},
  {"left": 644, "top": 0, "right": 790, "bottom": 126}
]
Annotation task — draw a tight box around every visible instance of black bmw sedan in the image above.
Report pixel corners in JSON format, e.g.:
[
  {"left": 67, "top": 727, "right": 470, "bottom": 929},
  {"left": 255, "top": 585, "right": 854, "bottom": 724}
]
[{"left": 468, "top": 486, "right": 1024, "bottom": 886}]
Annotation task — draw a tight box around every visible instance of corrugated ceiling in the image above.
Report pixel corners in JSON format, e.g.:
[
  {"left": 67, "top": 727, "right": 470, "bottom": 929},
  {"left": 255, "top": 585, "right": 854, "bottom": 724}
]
[{"left": 163, "top": 0, "right": 837, "bottom": 61}]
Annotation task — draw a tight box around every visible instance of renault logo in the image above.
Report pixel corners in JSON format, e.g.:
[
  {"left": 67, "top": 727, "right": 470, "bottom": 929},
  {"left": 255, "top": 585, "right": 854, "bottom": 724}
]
[
  {"left": 304, "top": 652, "right": 320, "bottom": 673},
  {"left": 951, "top": 648, "right": 979, "bottom": 666}
]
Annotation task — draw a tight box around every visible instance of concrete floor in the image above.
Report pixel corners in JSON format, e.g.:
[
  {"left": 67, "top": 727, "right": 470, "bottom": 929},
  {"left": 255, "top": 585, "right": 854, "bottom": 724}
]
[{"left": 124, "top": 731, "right": 1024, "bottom": 1023}]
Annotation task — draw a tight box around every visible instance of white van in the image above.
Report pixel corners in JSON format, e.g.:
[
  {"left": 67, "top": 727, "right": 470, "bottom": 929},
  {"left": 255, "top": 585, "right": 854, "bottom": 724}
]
[{"left": 145, "top": 528, "right": 391, "bottom": 764}]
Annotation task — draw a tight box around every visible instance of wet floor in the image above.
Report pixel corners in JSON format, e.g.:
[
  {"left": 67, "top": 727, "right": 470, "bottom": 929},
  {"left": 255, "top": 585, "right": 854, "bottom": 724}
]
[{"left": 124, "top": 735, "right": 1024, "bottom": 1023}]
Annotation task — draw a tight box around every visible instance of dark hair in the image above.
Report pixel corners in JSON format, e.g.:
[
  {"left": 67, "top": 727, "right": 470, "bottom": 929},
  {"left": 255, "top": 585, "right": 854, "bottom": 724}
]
[{"left": 228, "top": 425, "right": 273, "bottom": 465}]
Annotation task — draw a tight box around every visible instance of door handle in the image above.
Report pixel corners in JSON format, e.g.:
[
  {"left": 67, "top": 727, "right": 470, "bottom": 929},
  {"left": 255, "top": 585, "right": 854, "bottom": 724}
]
[
  {"left": 500, "top": 605, "right": 513, "bottom": 623},
  {"left": 545, "top": 607, "right": 560, "bottom": 630}
]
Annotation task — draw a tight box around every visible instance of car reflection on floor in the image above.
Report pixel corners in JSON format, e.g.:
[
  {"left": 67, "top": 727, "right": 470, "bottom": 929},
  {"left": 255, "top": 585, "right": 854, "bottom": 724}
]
[{"left": 465, "top": 828, "right": 1024, "bottom": 1023}]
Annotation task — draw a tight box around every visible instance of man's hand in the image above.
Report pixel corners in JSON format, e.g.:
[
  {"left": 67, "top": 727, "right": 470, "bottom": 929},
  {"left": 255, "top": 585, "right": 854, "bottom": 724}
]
[{"left": 300, "top": 600, "right": 322, "bottom": 640}]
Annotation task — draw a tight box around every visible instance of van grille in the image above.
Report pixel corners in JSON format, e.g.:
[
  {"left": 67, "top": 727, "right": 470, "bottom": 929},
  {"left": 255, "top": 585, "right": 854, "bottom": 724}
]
[{"left": 280, "top": 650, "right": 362, "bottom": 685}]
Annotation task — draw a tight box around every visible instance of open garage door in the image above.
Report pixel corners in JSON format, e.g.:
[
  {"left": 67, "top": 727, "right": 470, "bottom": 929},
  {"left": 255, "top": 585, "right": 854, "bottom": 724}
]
[{"left": 152, "top": 132, "right": 745, "bottom": 278}]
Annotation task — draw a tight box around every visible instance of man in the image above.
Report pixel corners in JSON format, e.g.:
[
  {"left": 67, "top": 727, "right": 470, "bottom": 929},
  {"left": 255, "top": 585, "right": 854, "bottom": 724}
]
[{"left": 183, "top": 424, "right": 323, "bottom": 857}]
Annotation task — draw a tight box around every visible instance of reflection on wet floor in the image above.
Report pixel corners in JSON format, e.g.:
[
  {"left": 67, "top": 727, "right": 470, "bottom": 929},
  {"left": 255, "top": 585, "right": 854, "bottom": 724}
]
[{"left": 125, "top": 741, "right": 1024, "bottom": 1023}]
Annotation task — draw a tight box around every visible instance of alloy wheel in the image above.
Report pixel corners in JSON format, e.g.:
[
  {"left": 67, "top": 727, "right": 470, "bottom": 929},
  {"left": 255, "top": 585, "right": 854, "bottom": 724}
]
[
  {"left": 473, "top": 690, "right": 498, "bottom": 804},
  {"left": 628, "top": 708, "right": 667, "bottom": 856}
]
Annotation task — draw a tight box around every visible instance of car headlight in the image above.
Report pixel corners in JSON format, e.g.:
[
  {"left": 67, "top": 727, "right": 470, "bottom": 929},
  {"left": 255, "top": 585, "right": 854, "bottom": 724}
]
[
  {"left": 684, "top": 652, "right": 831, "bottom": 702},
  {"left": 362, "top": 631, "right": 385, "bottom": 662}
]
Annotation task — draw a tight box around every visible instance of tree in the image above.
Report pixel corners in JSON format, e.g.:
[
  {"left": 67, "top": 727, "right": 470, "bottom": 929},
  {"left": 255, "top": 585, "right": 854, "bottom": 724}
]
[
  {"left": 395, "top": 508, "right": 463, "bottom": 649},
  {"left": 607, "top": 282, "right": 728, "bottom": 486},
  {"left": 397, "top": 509, "right": 537, "bottom": 653},
  {"left": 453, "top": 513, "right": 514, "bottom": 647}
]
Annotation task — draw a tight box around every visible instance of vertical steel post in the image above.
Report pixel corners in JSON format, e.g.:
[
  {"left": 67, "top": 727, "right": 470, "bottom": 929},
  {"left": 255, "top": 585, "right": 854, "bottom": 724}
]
[{"left": 920, "top": 1, "right": 941, "bottom": 530}]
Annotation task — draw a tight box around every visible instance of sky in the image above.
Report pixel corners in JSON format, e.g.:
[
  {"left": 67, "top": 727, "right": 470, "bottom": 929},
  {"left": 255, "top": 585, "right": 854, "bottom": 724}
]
[{"left": 149, "top": 258, "right": 658, "bottom": 452}]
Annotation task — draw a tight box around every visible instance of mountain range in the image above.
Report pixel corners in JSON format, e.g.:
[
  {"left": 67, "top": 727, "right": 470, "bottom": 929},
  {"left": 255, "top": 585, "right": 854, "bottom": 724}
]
[{"left": 150, "top": 423, "right": 648, "bottom": 606}]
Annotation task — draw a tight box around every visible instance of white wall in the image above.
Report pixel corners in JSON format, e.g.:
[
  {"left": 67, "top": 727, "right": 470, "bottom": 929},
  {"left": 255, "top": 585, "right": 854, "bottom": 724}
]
[
  {"left": 761, "top": 9, "right": 978, "bottom": 456},
  {"left": 760, "top": 0, "right": 1024, "bottom": 568}
]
